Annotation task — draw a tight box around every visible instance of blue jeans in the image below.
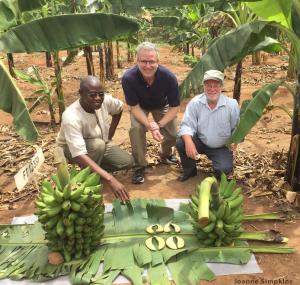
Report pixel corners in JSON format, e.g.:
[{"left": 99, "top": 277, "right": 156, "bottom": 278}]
[{"left": 176, "top": 136, "right": 233, "bottom": 178}]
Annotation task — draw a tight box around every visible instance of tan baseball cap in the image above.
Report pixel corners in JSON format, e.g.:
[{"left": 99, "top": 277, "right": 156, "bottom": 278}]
[{"left": 203, "top": 70, "right": 224, "bottom": 84}]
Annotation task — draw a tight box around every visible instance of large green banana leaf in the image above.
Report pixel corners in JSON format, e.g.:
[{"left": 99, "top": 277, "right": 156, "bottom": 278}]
[
  {"left": 179, "top": 21, "right": 277, "bottom": 98},
  {"left": 17, "top": 0, "right": 47, "bottom": 12},
  {"left": 0, "top": 60, "right": 38, "bottom": 143},
  {"left": 0, "top": 199, "right": 294, "bottom": 285},
  {"left": 228, "top": 82, "right": 283, "bottom": 145},
  {"left": 246, "top": 0, "right": 293, "bottom": 28},
  {"left": 0, "top": 13, "right": 140, "bottom": 53}
]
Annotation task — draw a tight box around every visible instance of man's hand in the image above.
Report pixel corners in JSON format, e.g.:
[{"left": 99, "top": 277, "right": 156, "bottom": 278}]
[
  {"left": 149, "top": 121, "right": 160, "bottom": 131},
  {"left": 108, "top": 177, "right": 130, "bottom": 202},
  {"left": 185, "top": 140, "right": 198, "bottom": 160},
  {"left": 151, "top": 129, "right": 164, "bottom": 142}
]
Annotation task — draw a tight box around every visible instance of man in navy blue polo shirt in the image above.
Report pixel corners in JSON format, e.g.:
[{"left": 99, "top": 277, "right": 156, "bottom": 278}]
[{"left": 122, "top": 42, "right": 180, "bottom": 184}]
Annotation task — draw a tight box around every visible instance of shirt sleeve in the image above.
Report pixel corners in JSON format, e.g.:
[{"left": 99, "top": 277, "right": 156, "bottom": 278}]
[
  {"left": 178, "top": 100, "right": 198, "bottom": 137},
  {"left": 62, "top": 114, "right": 87, "bottom": 158},
  {"left": 166, "top": 73, "right": 180, "bottom": 107},
  {"left": 105, "top": 94, "right": 123, "bottom": 115},
  {"left": 230, "top": 99, "right": 240, "bottom": 133},
  {"left": 121, "top": 75, "right": 139, "bottom": 106}
]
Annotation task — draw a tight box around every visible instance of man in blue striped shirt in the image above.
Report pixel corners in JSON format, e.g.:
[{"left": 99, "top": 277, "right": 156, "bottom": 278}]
[{"left": 176, "top": 70, "right": 240, "bottom": 182}]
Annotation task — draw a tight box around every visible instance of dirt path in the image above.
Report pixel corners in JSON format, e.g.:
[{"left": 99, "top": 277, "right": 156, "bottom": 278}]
[{"left": 0, "top": 46, "right": 299, "bottom": 284}]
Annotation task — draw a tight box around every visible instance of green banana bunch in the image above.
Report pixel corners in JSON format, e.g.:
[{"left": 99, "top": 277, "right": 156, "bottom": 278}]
[
  {"left": 35, "top": 165, "right": 105, "bottom": 262},
  {"left": 190, "top": 173, "right": 244, "bottom": 247}
]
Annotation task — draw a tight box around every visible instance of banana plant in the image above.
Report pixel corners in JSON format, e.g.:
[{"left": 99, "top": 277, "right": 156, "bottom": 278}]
[
  {"left": 0, "top": 12, "right": 140, "bottom": 141},
  {"left": 176, "top": 0, "right": 300, "bottom": 191}
]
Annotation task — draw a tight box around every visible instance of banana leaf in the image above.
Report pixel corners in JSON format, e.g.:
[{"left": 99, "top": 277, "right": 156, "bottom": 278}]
[
  {"left": 0, "top": 0, "right": 17, "bottom": 31},
  {"left": 0, "top": 13, "right": 140, "bottom": 53},
  {"left": 246, "top": 0, "right": 293, "bottom": 28},
  {"left": 292, "top": 4, "right": 300, "bottom": 38},
  {"left": 179, "top": 21, "right": 278, "bottom": 98},
  {"left": 152, "top": 16, "right": 181, "bottom": 27},
  {"left": 0, "top": 198, "right": 295, "bottom": 285},
  {"left": 109, "top": 0, "right": 262, "bottom": 13},
  {"left": 0, "top": 60, "right": 38, "bottom": 142},
  {"left": 17, "top": 0, "right": 47, "bottom": 12},
  {"left": 228, "top": 82, "right": 282, "bottom": 144},
  {"left": 253, "top": 36, "right": 282, "bottom": 53}
]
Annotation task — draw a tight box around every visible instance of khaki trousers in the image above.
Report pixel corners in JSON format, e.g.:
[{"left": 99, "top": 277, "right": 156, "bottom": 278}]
[
  {"left": 63, "top": 139, "right": 134, "bottom": 171},
  {"left": 129, "top": 106, "right": 177, "bottom": 167}
]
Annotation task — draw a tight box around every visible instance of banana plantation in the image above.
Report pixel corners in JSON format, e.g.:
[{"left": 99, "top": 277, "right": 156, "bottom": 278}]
[{"left": 0, "top": 0, "right": 299, "bottom": 284}]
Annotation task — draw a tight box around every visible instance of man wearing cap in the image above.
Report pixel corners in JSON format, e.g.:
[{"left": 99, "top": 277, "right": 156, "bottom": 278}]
[{"left": 176, "top": 70, "right": 240, "bottom": 181}]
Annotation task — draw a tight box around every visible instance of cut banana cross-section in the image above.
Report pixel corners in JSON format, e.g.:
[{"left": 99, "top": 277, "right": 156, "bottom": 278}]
[
  {"left": 145, "top": 236, "right": 165, "bottom": 251},
  {"left": 146, "top": 224, "right": 164, "bottom": 234},
  {"left": 166, "top": 236, "right": 185, "bottom": 250},
  {"left": 163, "top": 223, "right": 181, "bottom": 233}
]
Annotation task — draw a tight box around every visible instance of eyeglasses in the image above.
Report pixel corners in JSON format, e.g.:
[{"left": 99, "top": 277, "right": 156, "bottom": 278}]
[
  {"left": 87, "top": 91, "right": 105, "bottom": 99},
  {"left": 138, "top": 60, "right": 157, "bottom": 66}
]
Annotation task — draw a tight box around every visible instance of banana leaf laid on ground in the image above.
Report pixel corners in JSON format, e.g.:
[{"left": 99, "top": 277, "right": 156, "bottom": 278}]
[{"left": 0, "top": 198, "right": 294, "bottom": 285}]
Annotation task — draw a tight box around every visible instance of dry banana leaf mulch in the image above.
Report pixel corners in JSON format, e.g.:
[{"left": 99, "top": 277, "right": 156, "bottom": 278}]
[
  {"left": 0, "top": 125, "right": 57, "bottom": 210},
  {"left": 0, "top": 124, "right": 293, "bottom": 208}
]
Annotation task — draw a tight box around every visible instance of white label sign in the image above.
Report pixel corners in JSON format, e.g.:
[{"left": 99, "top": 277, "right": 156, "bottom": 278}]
[{"left": 14, "top": 147, "right": 45, "bottom": 191}]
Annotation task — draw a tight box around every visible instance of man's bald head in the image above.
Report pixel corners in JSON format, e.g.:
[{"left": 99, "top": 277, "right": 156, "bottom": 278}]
[{"left": 79, "top": 76, "right": 103, "bottom": 93}]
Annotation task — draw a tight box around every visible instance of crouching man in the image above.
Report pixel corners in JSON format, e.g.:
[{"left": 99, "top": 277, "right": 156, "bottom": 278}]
[
  {"left": 57, "top": 76, "right": 133, "bottom": 201},
  {"left": 176, "top": 70, "right": 240, "bottom": 182}
]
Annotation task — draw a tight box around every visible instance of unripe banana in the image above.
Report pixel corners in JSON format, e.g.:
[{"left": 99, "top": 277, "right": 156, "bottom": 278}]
[
  {"left": 70, "top": 166, "right": 91, "bottom": 184},
  {"left": 146, "top": 224, "right": 164, "bottom": 234},
  {"left": 145, "top": 236, "right": 165, "bottom": 251},
  {"left": 163, "top": 223, "right": 181, "bottom": 233},
  {"left": 166, "top": 236, "right": 185, "bottom": 249},
  {"left": 83, "top": 173, "right": 100, "bottom": 187},
  {"left": 228, "top": 195, "right": 243, "bottom": 209}
]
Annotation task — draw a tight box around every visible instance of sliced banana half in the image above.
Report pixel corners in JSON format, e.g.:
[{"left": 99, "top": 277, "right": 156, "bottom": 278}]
[
  {"left": 163, "top": 223, "right": 181, "bottom": 233},
  {"left": 145, "top": 236, "right": 165, "bottom": 251},
  {"left": 146, "top": 224, "right": 164, "bottom": 234},
  {"left": 166, "top": 236, "right": 185, "bottom": 250}
]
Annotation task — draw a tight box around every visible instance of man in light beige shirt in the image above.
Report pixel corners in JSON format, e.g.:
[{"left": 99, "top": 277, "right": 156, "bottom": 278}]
[{"left": 57, "top": 76, "right": 133, "bottom": 201}]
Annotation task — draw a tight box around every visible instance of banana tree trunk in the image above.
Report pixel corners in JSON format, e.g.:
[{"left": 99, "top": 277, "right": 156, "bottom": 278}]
[
  {"left": 46, "top": 52, "right": 52, "bottom": 67},
  {"left": 97, "top": 44, "right": 105, "bottom": 84},
  {"left": 7, "top": 53, "right": 16, "bottom": 78},
  {"left": 252, "top": 51, "right": 261, "bottom": 65},
  {"left": 286, "top": 67, "right": 300, "bottom": 191},
  {"left": 127, "top": 42, "right": 134, "bottom": 63},
  {"left": 116, "top": 41, "right": 122, "bottom": 68},
  {"left": 71, "top": 0, "right": 77, "bottom": 13},
  {"left": 233, "top": 60, "right": 243, "bottom": 103},
  {"left": 191, "top": 46, "right": 195, "bottom": 57},
  {"left": 84, "top": 46, "right": 95, "bottom": 76},
  {"left": 105, "top": 41, "right": 114, "bottom": 80},
  {"left": 53, "top": 51, "right": 65, "bottom": 122},
  {"left": 47, "top": 95, "right": 56, "bottom": 127},
  {"left": 186, "top": 43, "right": 190, "bottom": 55}
]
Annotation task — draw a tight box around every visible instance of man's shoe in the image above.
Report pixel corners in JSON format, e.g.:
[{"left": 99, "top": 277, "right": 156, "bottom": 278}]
[
  {"left": 161, "top": 154, "right": 178, "bottom": 165},
  {"left": 177, "top": 169, "right": 197, "bottom": 182},
  {"left": 132, "top": 167, "right": 145, "bottom": 184}
]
